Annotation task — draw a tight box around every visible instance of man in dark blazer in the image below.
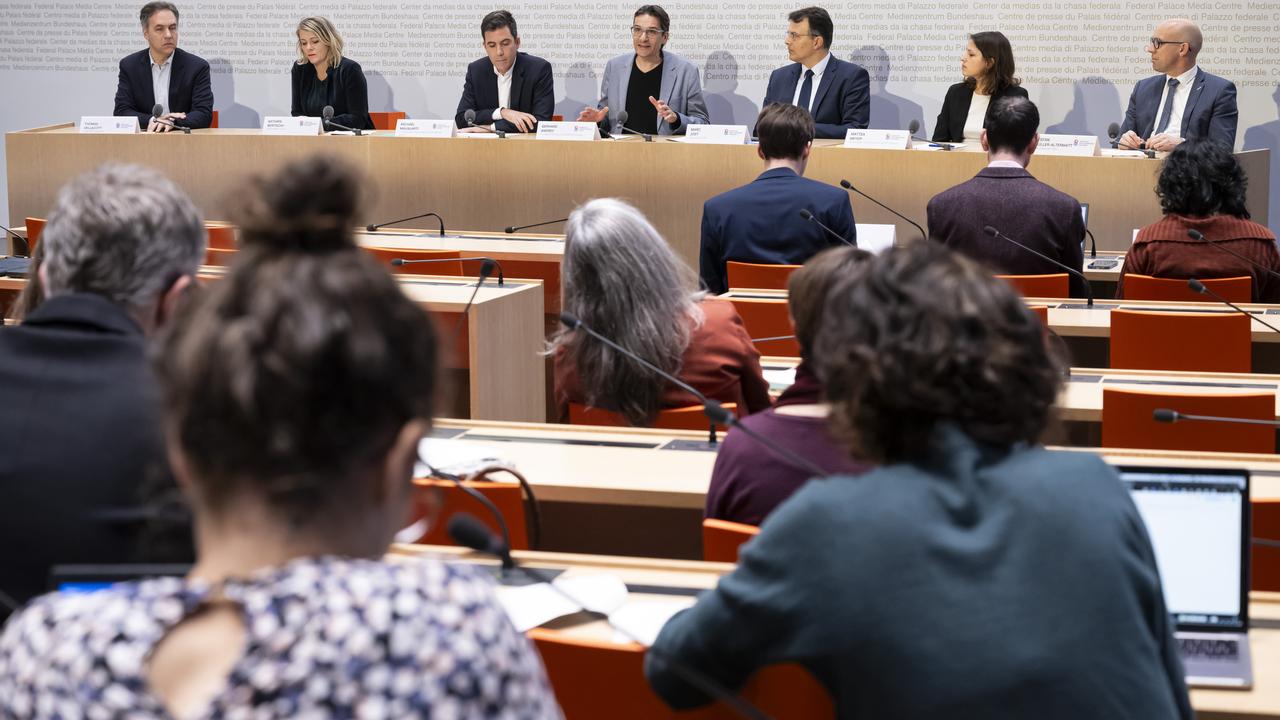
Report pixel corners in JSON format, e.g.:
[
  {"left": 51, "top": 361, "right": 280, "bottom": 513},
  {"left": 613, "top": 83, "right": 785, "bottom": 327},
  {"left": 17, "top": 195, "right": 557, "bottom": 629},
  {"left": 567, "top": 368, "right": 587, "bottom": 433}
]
[
  {"left": 761, "top": 7, "right": 868, "bottom": 139},
  {"left": 454, "top": 10, "right": 554, "bottom": 133},
  {"left": 927, "top": 96, "right": 1086, "bottom": 297},
  {"left": 0, "top": 164, "right": 203, "bottom": 613},
  {"left": 700, "top": 103, "right": 856, "bottom": 295},
  {"left": 114, "top": 2, "right": 213, "bottom": 131},
  {"left": 1118, "top": 19, "right": 1237, "bottom": 152}
]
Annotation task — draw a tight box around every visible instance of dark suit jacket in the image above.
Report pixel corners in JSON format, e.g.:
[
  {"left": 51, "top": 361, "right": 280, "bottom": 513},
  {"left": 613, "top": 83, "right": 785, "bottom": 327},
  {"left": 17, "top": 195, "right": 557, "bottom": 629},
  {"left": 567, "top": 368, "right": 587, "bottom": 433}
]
[
  {"left": 0, "top": 294, "right": 189, "bottom": 611},
  {"left": 113, "top": 47, "right": 213, "bottom": 129},
  {"left": 1118, "top": 69, "right": 1238, "bottom": 147},
  {"left": 454, "top": 52, "right": 555, "bottom": 133},
  {"left": 762, "top": 56, "right": 869, "bottom": 139},
  {"left": 927, "top": 166, "right": 1086, "bottom": 297},
  {"left": 932, "top": 82, "right": 1029, "bottom": 142},
  {"left": 291, "top": 57, "right": 373, "bottom": 130},
  {"left": 700, "top": 167, "right": 856, "bottom": 294}
]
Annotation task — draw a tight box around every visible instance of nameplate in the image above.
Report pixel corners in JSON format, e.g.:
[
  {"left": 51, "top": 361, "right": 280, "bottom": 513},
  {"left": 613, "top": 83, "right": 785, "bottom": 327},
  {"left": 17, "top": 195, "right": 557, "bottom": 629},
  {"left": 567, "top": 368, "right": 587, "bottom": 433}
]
[
  {"left": 262, "top": 116, "right": 322, "bottom": 136},
  {"left": 395, "top": 118, "right": 455, "bottom": 138},
  {"left": 79, "top": 116, "right": 137, "bottom": 134},
  {"left": 843, "top": 129, "right": 911, "bottom": 149},
  {"left": 536, "top": 121, "right": 600, "bottom": 142},
  {"left": 683, "top": 124, "right": 750, "bottom": 144},
  {"left": 1036, "top": 134, "right": 1099, "bottom": 157}
]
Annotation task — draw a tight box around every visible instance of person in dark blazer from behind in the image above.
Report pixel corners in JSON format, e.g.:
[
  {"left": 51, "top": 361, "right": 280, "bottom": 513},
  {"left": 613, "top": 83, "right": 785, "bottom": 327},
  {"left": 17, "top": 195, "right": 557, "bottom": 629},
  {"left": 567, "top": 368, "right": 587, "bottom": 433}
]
[
  {"left": 761, "top": 6, "right": 869, "bottom": 139},
  {"left": 291, "top": 16, "right": 373, "bottom": 131},
  {"left": 932, "top": 31, "right": 1027, "bottom": 143},
  {"left": 114, "top": 2, "right": 213, "bottom": 131},
  {"left": 455, "top": 10, "right": 554, "bottom": 134}
]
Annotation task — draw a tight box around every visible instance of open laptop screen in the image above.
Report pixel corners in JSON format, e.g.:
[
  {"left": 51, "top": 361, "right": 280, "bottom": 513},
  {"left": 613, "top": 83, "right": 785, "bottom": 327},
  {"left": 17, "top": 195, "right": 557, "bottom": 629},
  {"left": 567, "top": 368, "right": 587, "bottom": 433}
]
[{"left": 1117, "top": 467, "right": 1249, "bottom": 631}]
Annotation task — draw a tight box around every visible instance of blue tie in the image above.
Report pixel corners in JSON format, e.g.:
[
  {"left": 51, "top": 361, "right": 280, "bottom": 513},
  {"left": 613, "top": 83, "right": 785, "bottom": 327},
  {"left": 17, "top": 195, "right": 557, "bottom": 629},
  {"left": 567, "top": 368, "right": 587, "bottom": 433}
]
[
  {"left": 1154, "top": 77, "right": 1179, "bottom": 135},
  {"left": 797, "top": 69, "right": 814, "bottom": 113}
]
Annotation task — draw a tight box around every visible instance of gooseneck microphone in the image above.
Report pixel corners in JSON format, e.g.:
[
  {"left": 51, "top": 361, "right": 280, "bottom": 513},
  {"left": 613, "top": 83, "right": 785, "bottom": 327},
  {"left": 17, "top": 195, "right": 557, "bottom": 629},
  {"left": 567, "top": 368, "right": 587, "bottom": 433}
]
[
  {"left": 615, "top": 110, "right": 653, "bottom": 142},
  {"left": 453, "top": 259, "right": 498, "bottom": 337},
  {"left": 984, "top": 226, "right": 1093, "bottom": 306},
  {"left": 839, "top": 180, "right": 927, "bottom": 241},
  {"left": 799, "top": 209, "right": 856, "bottom": 247},
  {"left": 464, "top": 109, "right": 506, "bottom": 138},
  {"left": 1107, "top": 122, "right": 1120, "bottom": 149},
  {"left": 447, "top": 513, "right": 774, "bottom": 720},
  {"left": 367, "top": 212, "right": 446, "bottom": 236},
  {"left": 391, "top": 256, "right": 505, "bottom": 286},
  {"left": 1153, "top": 408, "right": 1280, "bottom": 427},
  {"left": 1186, "top": 278, "right": 1280, "bottom": 334},
  {"left": 1187, "top": 230, "right": 1280, "bottom": 283},
  {"left": 0, "top": 224, "right": 29, "bottom": 252},
  {"left": 907, "top": 118, "right": 951, "bottom": 150},
  {"left": 321, "top": 105, "right": 363, "bottom": 136},
  {"left": 150, "top": 103, "right": 190, "bottom": 134},
  {"left": 1084, "top": 228, "right": 1098, "bottom": 259},
  {"left": 423, "top": 457, "right": 543, "bottom": 557},
  {"left": 505, "top": 218, "right": 569, "bottom": 234}
]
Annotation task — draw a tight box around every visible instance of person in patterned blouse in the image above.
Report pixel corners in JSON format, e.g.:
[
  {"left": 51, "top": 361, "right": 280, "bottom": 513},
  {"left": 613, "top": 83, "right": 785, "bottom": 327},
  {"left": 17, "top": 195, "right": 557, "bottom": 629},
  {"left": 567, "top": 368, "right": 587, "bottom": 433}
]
[{"left": 0, "top": 154, "right": 562, "bottom": 719}]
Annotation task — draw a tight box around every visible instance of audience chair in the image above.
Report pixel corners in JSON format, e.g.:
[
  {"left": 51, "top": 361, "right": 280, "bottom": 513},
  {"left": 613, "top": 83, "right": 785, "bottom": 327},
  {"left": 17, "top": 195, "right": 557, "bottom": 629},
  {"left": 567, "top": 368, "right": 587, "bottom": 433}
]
[
  {"left": 369, "top": 111, "right": 407, "bottom": 130},
  {"left": 1028, "top": 305, "right": 1049, "bottom": 325},
  {"left": 23, "top": 217, "right": 45, "bottom": 252},
  {"left": 411, "top": 477, "right": 530, "bottom": 550},
  {"left": 1101, "top": 387, "right": 1274, "bottom": 454},
  {"left": 1255, "top": 499, "right": 1280, "bottom": 592},
  {"left": 363, "top": 246, "right": 465, "bottom": 276},
  {"left": 726, "top": 297, "right": 800, "bottom": 357},
  {"left": 206, "top": 225, "right": 237, "bottom": 250},
  {"left": 995, "top": 273, "right": 1069, "bottom": 298},
  {"left": 1110, "top": 309, "right": 1251, "bottom": 372},
  {"left": 569, "top": 403, "right": 738, "bottom": 431},
  {"left": 204, "top": 247, "right": 237, "bottom": 267},
  {"left": 1122, "top": 273, "right": 1251, "bottom": 303},
  {"left": 702, "top": 519, "right": 760, "bottom": 562},
  {"left": 726, "top": 261, "right": 800, "bottom": 291},
  {"left": 210, "top": 109, "right": 219, "bottom": 128}
]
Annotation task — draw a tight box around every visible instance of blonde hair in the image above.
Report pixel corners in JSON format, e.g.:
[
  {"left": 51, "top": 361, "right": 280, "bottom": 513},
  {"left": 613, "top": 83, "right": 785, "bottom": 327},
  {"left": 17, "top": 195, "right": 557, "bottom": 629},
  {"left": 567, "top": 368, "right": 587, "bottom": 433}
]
[{"left": 296, "top": 16, "right": 344, "bottom": 68}]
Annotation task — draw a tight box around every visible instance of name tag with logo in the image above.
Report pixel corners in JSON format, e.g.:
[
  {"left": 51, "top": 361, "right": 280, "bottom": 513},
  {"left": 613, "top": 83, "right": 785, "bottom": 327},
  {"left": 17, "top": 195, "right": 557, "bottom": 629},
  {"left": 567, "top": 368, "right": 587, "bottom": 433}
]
[
  {"left": 843, "top": 129, "right": 911, "bottom": 149},
  {"left": 262, "top": 116, "right": 322, "bottom": 136},
  {"left": 79, "top": 116, "right": 137, "bottom": 134},
  {"left": 536, "top": 122, "right": 600, "bottom": 141},
  {"left": 396, "top": 118, "right": 455, "bottom": 138},
  {"left": 1036, "top": 134, "right": 1100, "bottom": 157},
  {"left": 683, "top": 124, "right": 750, "bottom": 144}
]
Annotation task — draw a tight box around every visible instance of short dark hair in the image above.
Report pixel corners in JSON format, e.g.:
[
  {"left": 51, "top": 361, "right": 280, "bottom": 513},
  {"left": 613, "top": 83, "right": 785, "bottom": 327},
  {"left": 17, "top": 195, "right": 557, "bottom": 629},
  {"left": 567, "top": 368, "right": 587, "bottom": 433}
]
[
  {"left": 139, "top": 1, "right": 178, "bottom": 26},
  {"left": 1156, "top": 140, "right": 1251, "bottom": 219},
  {"left": 814, "top": 241, "right": 1063, "bottom": 463},
  {"left": 984, "top": 96, "right": 1039, "bottom": 155},
  {"left": 634, "top": 5, "right": 670, "bottom": 33},
  {"left": 480, "top": 9, "right": 517, "bottom": 38},
  {"left": 788, "top": 246, "right": 872, "bottom": 359},
  {"left": 756, "top": 102, "right": 814, "bottom": 161},
  {"left": 967, "top": 31, "right": 1019, "bottom": 93},
  {"left": 788, "top": 7, "right": 833, "bottom": 50}
]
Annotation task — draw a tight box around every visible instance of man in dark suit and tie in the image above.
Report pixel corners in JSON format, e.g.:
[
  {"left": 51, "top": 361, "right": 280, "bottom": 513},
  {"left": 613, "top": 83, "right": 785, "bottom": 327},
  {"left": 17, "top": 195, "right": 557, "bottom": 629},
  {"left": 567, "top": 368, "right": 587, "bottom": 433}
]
[
  {"left": 927, "top": 97, "right": 1087, "bottom": 297},
  {"left": 114, "top": 2, "right": 213, "bottom": 132},
  {"left": 699, "top": 103, "right": 856, "bottom": 295},
  {"left": 760, "top": 7, "right": 868, "bottom": 139},
  {"left": 1117, "top": 19, "right": 1237, "bottom": 152},
  {"left": 455, "top": 10, "right": 554, "bottom": 134}
]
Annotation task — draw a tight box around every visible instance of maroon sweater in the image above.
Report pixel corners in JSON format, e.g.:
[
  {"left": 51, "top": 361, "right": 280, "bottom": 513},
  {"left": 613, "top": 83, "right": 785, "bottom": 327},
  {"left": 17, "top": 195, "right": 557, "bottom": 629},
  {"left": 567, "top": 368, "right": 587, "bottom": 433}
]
[{"left": 1117, "top": 214, "right": 1280, "bottom": 303}]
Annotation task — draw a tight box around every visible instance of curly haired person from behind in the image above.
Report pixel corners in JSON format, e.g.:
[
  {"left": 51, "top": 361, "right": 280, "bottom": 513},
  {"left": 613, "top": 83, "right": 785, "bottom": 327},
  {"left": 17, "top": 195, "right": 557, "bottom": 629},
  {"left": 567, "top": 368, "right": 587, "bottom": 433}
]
[
  {"left": 0, "top": 156, "right": 561, "bottom": 719},
  {"left": 647, "top": 241, "right": 1192, "bottom": 719}
]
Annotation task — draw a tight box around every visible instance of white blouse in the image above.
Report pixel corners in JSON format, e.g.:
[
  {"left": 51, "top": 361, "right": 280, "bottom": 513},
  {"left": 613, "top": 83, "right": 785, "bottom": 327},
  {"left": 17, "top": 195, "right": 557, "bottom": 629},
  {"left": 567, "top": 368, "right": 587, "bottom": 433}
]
[{"left": 963, "top": 93, "right": 992, "bottom": 144}]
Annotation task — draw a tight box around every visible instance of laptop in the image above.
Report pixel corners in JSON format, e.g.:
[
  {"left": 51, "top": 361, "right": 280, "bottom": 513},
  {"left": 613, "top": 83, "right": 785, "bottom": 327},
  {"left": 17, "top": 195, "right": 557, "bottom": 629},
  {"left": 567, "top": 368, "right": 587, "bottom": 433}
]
[
  {"left": 48, "top": 564, "right": 190, "bottom": 594},
  {"left": 1118, "top": 466, "right": 1253, "bottom": 688}
]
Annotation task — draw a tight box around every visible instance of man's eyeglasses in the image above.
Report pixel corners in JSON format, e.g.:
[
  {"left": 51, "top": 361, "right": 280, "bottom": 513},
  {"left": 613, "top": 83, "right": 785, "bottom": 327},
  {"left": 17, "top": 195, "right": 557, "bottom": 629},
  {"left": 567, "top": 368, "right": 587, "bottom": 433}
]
[
  {"left": 1148, "top": 37, "right": 1187, "bottom": 50},
  {"left": 630, "top": 26, "right": 665, "bottom": 39},
  {"left": 785, "top": 31, "right": 820, "bottom": 41}
]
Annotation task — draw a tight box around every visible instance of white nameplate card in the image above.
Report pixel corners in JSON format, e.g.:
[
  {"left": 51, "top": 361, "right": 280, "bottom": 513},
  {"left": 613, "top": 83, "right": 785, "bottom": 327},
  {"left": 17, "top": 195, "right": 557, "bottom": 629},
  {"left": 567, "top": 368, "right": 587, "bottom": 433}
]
[
  {"left": 843, "top": 129, "right": 911, "bottom": 149},
  {"left": 79, "top": 116, "right": 137, "bottom": 134},
  {"left": 683, "top": 124, "right": 750, "bottom": 144},
  {"left": 1036, "top": 134, "right": 1100, "bottom": 157},
  {"left": 262, "top": 116, "right": 322, "bottom": 136},
  {"left": 536, "top": 121, "right": 600, "bottom": 142},
  {"left": 395, "top": 118, "right": 455, "bottom": 138}
]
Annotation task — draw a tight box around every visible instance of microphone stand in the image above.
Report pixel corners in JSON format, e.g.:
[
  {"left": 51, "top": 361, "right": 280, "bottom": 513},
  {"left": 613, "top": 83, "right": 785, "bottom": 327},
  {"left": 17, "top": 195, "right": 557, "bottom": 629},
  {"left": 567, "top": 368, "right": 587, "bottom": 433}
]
[
  {"left": 984, "top": 226, "right": 1093, "bottom": 307},
  {"left": 505, "top": 218, "right": 568, "bottom": 234},
  {"left": 1186, "top": 278, "right": 1280, "bottom": 334},
  {"left": 367, "top": 212, "right": 446, "bottom": 236},
  {"left": 799, "top": 209, "right": 856, "bottom": 247},
  {"left": 1188, "top": 230, "right": 1280, "bottom": 283},
  {"left": 839, "top": 180, "right": 927, "bottom": 241}
]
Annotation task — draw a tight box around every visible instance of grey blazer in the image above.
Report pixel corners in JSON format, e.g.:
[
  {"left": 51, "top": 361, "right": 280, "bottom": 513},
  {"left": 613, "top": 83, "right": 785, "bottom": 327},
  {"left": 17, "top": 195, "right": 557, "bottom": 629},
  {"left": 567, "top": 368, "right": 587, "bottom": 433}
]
[{"left": 595, "top": 50, "right": 709, "bottom": 135}]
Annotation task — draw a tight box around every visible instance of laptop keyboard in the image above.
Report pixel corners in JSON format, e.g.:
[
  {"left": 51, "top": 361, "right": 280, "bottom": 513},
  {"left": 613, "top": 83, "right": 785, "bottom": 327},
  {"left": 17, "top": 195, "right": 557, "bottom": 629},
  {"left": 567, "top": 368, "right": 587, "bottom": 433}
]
[{"left": 1178, "top": 637, "right": 1239, "bottom": 660}]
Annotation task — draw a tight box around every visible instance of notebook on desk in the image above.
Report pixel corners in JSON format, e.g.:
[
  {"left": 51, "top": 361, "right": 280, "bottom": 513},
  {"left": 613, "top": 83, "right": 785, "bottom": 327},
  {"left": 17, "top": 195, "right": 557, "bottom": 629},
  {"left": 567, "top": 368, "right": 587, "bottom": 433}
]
[{"left": 1117, "top": 466, "right": 1253, "bottom": 688}]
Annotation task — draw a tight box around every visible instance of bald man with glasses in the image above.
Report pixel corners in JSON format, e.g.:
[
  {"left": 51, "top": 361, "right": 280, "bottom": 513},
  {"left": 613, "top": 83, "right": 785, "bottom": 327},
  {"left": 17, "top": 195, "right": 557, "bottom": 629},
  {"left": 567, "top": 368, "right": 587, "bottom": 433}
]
[{"left": 1117, "top": 18, "right": 1237, "bottom": 152}]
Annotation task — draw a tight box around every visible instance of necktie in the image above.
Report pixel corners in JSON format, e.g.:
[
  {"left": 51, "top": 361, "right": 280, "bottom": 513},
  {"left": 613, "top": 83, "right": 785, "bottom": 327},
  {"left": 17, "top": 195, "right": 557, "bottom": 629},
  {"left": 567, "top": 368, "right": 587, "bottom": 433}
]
[
  {"left": 1154, "top": 77, "right": 1179, "bottom": 135},
  {"left": 797, "top": 69, "right": 814, "bottom": 113}
]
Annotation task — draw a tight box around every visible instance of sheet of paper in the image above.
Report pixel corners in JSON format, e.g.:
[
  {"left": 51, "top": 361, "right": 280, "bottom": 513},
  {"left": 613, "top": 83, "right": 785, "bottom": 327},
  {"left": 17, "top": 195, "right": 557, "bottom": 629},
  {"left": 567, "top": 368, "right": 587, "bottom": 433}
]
[
  {"left": 496, "top": 574, "right": 630, "bottom": 632},
  {"left": 763, "top": 367, "right": 797, "bottom": 391},
  {"left": 609, "top": 599, "right": 694, "bottom": 646},
  {"left": 415, "top": 437, "right": 511, "bottom": 477}
]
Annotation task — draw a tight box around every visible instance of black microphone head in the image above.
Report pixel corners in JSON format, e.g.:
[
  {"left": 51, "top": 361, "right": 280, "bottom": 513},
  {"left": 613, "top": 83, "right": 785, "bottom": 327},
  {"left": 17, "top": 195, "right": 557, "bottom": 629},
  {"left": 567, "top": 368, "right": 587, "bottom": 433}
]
[
  {"left": 447, "top": 513, "right": 506, "bottom": 556},
  {"left": 151, "top": 103, "right": 163, "bottom": 118},
  {"left": 503, "top": 225, "right": 517, "bottom": 234},
  {"left": 617, "top": 110, "right": 629, "bottom": 126},
  {"left": 479, "top": 258, "right": 497, "bottom": 279},
  {"left": 983, "top": 225, "right": 999, "bottom": 237},
  {"left": 322, "top": 105, "right": 334, "bottom": 122},
  {"left": 703, "top": 399, "right": 735, "bottom": 426},
  {"left": 1187, "top": 229, "right": 1204, "bottom": 242},
  {"left": 799, "top": 208, "right": 814, "bottom": 221},
  {"left": 365, "top": 224, "right": 377, "bottom": 232},
  {"left": 558, "top": 312, "right": 581, "bottom": 330},
  {"left": 1152, "top": 408, "right": 1179, "bottom": 423},
  {"left": 464, "top": 109, "right": 476, "bottom": 124},
  {"left": 839, "top": 179, "right": 854, "bottom": 190},
  {"left": 1107, "top": 122, "right": 1120, "bottom": 140},
  {"left": 907, "top": 119, "right": 920, "bottom": 134},
  {"left": 1187, "top": 278, "right": 1207, "bottom": 294},
  {"left": 390, "top": 258, "right": 406, "bottom": 267}
]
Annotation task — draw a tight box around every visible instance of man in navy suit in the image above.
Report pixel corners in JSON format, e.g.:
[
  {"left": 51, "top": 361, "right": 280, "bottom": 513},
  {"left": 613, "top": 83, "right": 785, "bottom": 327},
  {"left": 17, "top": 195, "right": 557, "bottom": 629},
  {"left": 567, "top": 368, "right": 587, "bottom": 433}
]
[
  {"left": 1118, "top": 19, "right": 1237, "bottom": 152},
  {"left": 114, "top": 2, "right": 212, "bottom": 132},
  {"left": 927, "top": 97, "right": 1087, "bottom": 298},
  {"left": 454, "top": 10, "right": 554, "bottom": 134},
  {"left": 699, "top": 103, "right": 856, "bottom": 295},
  {"left": 760, "top": 7, "right": 868, "bottom": 139}
]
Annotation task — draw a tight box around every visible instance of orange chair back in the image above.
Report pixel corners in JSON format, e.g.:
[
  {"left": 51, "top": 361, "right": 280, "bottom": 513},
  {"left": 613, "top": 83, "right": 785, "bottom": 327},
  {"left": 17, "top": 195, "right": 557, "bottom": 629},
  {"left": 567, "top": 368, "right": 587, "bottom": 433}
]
[
  {"left": 410, "top": 478, "right": 530, "bottom": 550},
  {"left": 726, "top": 297, "right": 799, "bottom": 357},
  {"left": 204, "top": 247, "right": 238, "bottom": 267},
  {"left": 995, "top": 273, "right": 1069, "bottom": 298},
  {"left": 1121, "top": 273, "right": 1252, "bottom": 303},
  {"left": 1255, "top": 499, "right": 1280, "bottom": 592},
  {"left": 1028, "top": 305, "right": 1049, "bottom": 325},
  {"left": 369, "top": 111, "right": 407, "bottom": 130},
  {"left": 210, "top": 109, "right": 219, "bottom": 128},
  {"left": 568, "top": 403, "right": 737, "bottom": 431},
  {"left": 1101, "top": 387, "right": 1274, "bottom": 454},
  {"left": 702, "top": 519, "right": 760, "bottom": 562},
  {"left": 1110, "top": 309, "right": 1251, "bottom": 372},
  {"left": 364, "top": 246, "right": 464, "bottom": 276},
  {"left": 206, "top": 225, "right": 237, "bottom": 249},
  {"left": 24, "top": 217, "right": 45, "bottom": 252},
  {"left": 527, "top": 629, "right": 833, "bottom": 720},
  {"left": 725, "top": 261, "right": 800, "bottom": 291}
]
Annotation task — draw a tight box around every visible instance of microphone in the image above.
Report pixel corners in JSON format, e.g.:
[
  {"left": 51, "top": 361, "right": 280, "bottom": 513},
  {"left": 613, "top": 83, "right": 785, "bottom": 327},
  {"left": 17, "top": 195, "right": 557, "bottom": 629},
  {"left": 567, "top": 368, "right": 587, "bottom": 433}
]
[
  {"left": 907, "top": 118, "right": 951, "bottom": 150},
  {"left": 150, "top": 103, "right": 190, "bottom": 134},
  {"left": 1084, "top": 228, "right": 1097, "bottom": 259},
  {"left": 463, "top": 109, "right": 506, "bottom": 138},
  {"left": 615, "top": 110, "right": 653, "bottom": 142},
  {"left": 447, "top": 513, "right": 774, "bottom": 720},
  {"left": 839, "top": 180, "right": 926, "bottom": 241},
  {"left": 1187, "top": 230, "right": 1280, "bottom": 283},
  {"left": 798, "top": 209, "right": 856, "bottom": 247},
  {"left": 559, "top": 312, "right": 723, "bottom": 445},
  {"left": 1107, "top": 122, "right": 1120, "bottom": 149},
  {"left": 1186, "top": 278, "right": 1280, "bottom": 334},
  {"left": 0, "top": 224, "right": 30, "bottom": 254},
  {"left": 453, "top": 259, "right": 498, "bottom": 338},
  {"left": 700, "top": 400, "right": 831, "bottom": 478},
  {"left": 367, "top": 212, "right": 445, "bottom": 236},
  {"left": 505, "top": 218, "right": 568, "bottom": 234},
  {"left": 984, "top": 225, "right": 1093, "bottom": 306},
  {"left": 749, "top": 334, "right": 795, "bottom": 343},
  {"left": 321, "top": 105, "right": 363, "bottom": 135},
  {"left": 1153, "top": 407, "right": 1280, "bottom": 427},
  {"left": 391, "top": 256, "right": 505, "bottom": 286}
]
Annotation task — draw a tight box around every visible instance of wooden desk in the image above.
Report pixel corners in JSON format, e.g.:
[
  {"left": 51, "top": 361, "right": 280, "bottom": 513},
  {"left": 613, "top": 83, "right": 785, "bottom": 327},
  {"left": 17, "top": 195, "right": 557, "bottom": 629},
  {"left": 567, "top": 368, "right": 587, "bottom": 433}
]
[
  {"left": 9, "top": 125, "right": 1267, "bottom": 268},
  {"left": 389, "top": 543, "right": 1280, "bottom": 719}
]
